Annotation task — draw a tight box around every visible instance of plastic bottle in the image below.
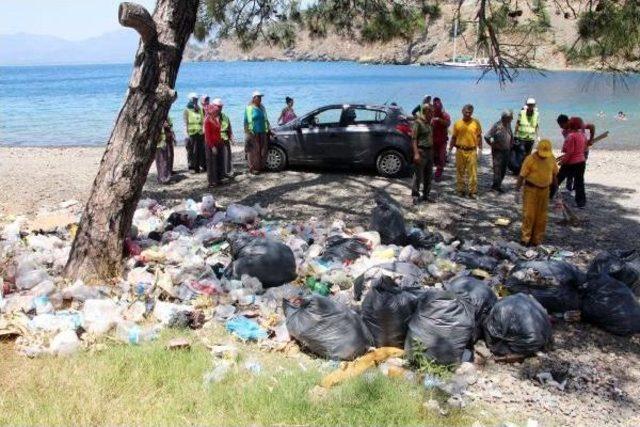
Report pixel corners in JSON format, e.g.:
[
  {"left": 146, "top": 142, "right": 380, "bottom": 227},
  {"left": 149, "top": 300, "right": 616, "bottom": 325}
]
[{"left": 115, "top": 321, "right": 161, "bottom": 345}]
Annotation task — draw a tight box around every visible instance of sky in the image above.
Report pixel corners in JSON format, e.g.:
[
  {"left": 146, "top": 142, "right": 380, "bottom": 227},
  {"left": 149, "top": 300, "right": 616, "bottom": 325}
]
[{"left": 0, "top": 0, "right": 158, "bottom": 40}]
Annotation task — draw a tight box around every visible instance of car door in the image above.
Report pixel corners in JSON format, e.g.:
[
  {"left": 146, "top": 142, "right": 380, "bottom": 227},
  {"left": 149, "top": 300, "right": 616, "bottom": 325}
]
[
  {"left": 296, "top": 107, "right": 345, "bottom": 164},
  {"left": 342, "top": 107, "right": 389, "bottom": 163}
]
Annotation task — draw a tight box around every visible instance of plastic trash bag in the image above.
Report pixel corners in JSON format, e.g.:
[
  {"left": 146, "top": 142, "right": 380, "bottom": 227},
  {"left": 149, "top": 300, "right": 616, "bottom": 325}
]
[
  {"left": 82, "top": 299, "right": 122, "bottom": 335},
  {"left": 166, "top": 210, "right": 198, "bottom": 229},
  {"left": 505, "top": 261, "right": 585, "bottom": 313},
  {"left": 353, "top": 262, "right": 425, "bottom": 301},
  {"left": 405, "top": 290, "right": 476, "bottom": 365},
  {"left": 225, "top": 315, "right": 268, "bottom": 341},
  {"left": 320, "top": 236, "right": 370, "bottom": 263},
  {"left": 284, "top": 295, "right": 373, "bottom": 360},
  {"left": 361, "top": 276, "right": 423, "bottom": 348},
  {"left": 587, "top": 250, "right": 640, "bottom": 296},
  {"left": 580, "top": 274, "right": 640, "bottom": 336},
  {"left": 370, "top": 193, "right": 406, "bottom": 246},
  {"left": 445, "top": 275, "right": 497, "bottom": 338},
  {"left": 406, "top": 227, "right": 443, "bottom": 249},
  {"left": 483, "top": 294, "right": 553, "bottom": 356},
  {"left": 226, "top": 235, "right": 297, "bottom": 288},
  {"left": 225, "top": 203, "right": 259, "bottom": 225},
  {"left": 453, "top": 251, "right": 499, "bottom": 272}
]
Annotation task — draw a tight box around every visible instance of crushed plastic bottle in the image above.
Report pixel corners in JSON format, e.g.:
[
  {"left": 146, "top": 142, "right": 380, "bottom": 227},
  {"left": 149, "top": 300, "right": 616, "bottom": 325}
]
[{"left": 115, "top": 321, "right": 161, "bottom": 344}]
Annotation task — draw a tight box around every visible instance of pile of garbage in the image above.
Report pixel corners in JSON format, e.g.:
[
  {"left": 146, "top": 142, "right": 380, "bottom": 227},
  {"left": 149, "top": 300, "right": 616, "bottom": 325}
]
[{"left": 1, "top": 193, "right": 639, "bottom": 371}]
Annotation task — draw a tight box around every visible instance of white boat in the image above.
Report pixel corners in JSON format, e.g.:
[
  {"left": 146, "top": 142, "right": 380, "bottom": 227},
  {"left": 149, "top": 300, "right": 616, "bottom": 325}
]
[
  {"left": 442, "top": 58, "right": 490, "bottom": 68},
  {"left": 442, "top": 18, "right": 490, "bottom": 68}
]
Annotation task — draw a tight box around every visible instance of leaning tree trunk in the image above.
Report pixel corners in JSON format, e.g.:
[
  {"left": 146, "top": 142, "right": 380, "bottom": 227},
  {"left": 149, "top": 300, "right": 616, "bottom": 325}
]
[{"left": 64, "top": 0, "right": 198, "bottom": 282}]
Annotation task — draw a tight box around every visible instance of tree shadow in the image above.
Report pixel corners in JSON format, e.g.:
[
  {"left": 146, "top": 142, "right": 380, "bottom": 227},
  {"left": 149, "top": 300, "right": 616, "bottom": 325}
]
[{"left": 142, "top": 155, "right": 640, "bottom": 252}]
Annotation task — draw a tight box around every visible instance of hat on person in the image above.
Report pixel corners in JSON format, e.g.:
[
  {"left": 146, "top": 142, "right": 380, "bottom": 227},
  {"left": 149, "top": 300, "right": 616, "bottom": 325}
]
[
  {"left": 501, "top": 109, "right": 513, "bottom": 119},
  {"left": 526, "top": 97, "right": 536, "bottom": 105},
  {"left": 212, "top": 98, "right": 223, "bottom": 106},
  {"left": 252, "top": 90, "right": 264, "bottom": 98},
  {"left": 536, "top": 139, "right": 553, "bottom": 158},
  {"left": 188, "top": 92, "right": 198, "bottom": 100}
]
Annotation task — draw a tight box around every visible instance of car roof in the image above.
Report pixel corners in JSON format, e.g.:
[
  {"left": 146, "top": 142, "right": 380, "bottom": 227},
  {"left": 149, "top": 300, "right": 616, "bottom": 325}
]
[{"left": 320, "top": 103, "right": 394, "bottom": 110}]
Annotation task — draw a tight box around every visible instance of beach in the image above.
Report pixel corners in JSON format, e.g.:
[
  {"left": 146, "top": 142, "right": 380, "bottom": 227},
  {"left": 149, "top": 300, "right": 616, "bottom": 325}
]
[{"left": 1, "top": 145, "right": 638, "bottom": 252}]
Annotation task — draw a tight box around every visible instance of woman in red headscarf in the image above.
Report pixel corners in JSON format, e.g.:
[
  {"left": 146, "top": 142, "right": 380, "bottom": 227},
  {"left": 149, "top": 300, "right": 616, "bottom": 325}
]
[
  {"left": 203, "top": 103, "right": 226, "bottom": 187},
  {"left": 551, "top": 117, "right": 587, "bottom": 207}
]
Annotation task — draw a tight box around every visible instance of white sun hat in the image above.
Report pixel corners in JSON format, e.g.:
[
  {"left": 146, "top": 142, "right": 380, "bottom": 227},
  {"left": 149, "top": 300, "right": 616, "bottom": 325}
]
[
  {"left": 526, "top": 97, "right": 536, "bottom": 105},
  {"left": 212, "top": 98, "right": 223, "bottom": 106},
  {"left": 252, "top": 90, "right": 264, "bottom": 97}
]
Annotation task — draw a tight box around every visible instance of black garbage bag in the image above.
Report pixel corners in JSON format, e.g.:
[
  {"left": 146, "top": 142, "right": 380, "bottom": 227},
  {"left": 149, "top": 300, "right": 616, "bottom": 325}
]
[
  {"left": 225, "top": 235, "right": 297, "bottom": 288},
  {"left": 284, "top": 295, "right": 374, "bottom": 360},
  {"left": 405, "top": 290, "right": 476, "bottom": 365},
  {"left": 580, "top": 274, "right": 640, "bottom": 336},
  {"left": 483, "top": 294, "right": 553, "bottom": 356},
  {"left": 505, "top": 261, "right": 586, "bottom": 313},
  {"left": 588, "top": 250, "right": 640, "bottom": 297},
  {"left": 454, "top": 251, "right": 499, "bottom": 272},
  {"left": 445, "top": 276, "right": 497, "bottom": 338},
  {"left": 406, "top": 227, "right": 443, "bottom": 249},
  {"left": 371, "top": 193, "right": 406, "bottom": 246},
  {"left": 361, "top": 276, "right": 424, "bottom": 348},
  {"left": 320, "top": 236, "right": 370, "bottom": 263},
  {"left": 353, "top": 262, "right": 426, "bottom": 301},
  {"left": 508, "top": 141, "right": 526, "bottom": 175}
]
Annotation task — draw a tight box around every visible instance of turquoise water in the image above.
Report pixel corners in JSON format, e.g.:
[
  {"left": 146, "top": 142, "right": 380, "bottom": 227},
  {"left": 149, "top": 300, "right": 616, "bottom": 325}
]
[{"left": 0, "top": 61, "right": 638, "bottom": 148}]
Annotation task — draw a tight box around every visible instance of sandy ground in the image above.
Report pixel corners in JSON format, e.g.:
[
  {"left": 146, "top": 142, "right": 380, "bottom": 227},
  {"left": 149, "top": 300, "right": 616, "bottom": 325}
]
[
  {"left": 1, "top": 145, "right": 640, "bottom": 425},
  {"left": 1, "top": 145, "right": 638, "bottom": 252}
]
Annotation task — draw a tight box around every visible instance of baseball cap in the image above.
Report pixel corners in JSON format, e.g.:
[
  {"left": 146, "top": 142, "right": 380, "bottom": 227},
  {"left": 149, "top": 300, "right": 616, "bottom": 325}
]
[
  {"left": 188, "top": 92, "right": 198, "bottom": 100},
  {"left": 526, "top": 97, "right": 536, "bottom": 105},
  {"left": 252, "top": 90, "right": 264, "bottom": 97}
]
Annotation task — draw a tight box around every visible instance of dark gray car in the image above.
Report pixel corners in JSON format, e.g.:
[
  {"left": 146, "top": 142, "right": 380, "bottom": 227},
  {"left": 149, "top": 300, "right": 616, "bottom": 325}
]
[{"left": 266, "top": 104, "right": 413, "bottom": 177}]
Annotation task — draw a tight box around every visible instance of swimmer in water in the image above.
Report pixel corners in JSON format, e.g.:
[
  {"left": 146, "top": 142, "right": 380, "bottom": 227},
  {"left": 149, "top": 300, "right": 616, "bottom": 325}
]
[{"left": 617, "top": 111, "right": 627, "bottom": 121}]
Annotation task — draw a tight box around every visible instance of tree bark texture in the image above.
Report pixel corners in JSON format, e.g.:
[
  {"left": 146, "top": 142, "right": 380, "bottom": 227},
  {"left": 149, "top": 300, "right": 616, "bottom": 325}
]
[{"left": 64, "top": 0, "right": 199, "bottom": 282}]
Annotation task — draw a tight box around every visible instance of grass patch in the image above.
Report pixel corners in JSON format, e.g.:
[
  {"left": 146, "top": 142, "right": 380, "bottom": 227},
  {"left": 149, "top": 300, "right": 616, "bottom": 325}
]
[{"left": 0, "top": 329, "right": 484, "bottom": 425}]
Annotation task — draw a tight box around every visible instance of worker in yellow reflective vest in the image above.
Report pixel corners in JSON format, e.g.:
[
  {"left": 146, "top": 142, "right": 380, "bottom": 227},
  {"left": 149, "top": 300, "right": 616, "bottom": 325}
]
[
  {"left": 183, "top": 92, "right": 205, "bottom": 173},
  {"left": 244, "top": 90, "right": 270, "bottom": 174},
  {"left": 511, "top": 97, "right": 539, "bottom": 174},
  {"left": 515, "top": 139, "right": 558, "bottom": 246},
  {"left": 449, "top": 104, "right": 482, "bottom": 199}
]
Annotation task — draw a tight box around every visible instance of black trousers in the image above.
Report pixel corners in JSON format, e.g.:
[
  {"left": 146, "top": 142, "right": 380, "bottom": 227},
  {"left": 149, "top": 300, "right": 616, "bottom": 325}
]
[
  {"left": 509, "top": 138, "right": 533, "bottom": 175},
  {"left": 190, "top": 134, "right": 206, "bottom": 172},
  {"left": 205, "top": 145, "right": 225, "bottom": 186},
  {"left": 551, "top": 162, "right": 586, "bottom": 207},
  {"left": 412, "top": 147, "right": 434, "bottom": 198},
  {"left": 491, "top": 149, "right": 509, "bottom": 189}
]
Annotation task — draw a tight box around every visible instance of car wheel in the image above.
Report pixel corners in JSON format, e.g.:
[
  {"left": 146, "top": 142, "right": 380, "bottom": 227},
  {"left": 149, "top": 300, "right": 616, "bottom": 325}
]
[
  {"left": 266, "top": 146, "right": 287, "bottom": 171},
  {"left": 376, "top": 150, "right": 406, "bottom": 177}
]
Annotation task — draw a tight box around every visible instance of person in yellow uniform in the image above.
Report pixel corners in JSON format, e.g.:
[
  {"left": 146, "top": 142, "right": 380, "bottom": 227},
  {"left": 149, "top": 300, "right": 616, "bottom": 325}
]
[
  {"left": 449, "top": 104, "right": 482, "bottom": 199},
  {"left": 515, "top": 139, "right": 559, "bottom": 246}
]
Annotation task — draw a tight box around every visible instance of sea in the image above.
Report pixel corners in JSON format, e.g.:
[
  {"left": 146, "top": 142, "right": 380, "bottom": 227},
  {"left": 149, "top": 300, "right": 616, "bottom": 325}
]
[{"left": 0, "top": 61, "right": 638, "bottom": 148}]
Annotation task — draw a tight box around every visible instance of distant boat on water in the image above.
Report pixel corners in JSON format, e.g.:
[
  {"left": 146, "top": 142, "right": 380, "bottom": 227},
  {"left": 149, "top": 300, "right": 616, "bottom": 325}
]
[{"left": 441, "top": 18, "right": 490, "bottom": 69}]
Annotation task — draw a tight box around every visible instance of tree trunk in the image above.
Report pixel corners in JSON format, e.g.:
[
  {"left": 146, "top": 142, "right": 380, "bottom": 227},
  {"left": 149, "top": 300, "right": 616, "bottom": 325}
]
[{"left": 64, "top": 0, "right": 198, "bottom": 283}]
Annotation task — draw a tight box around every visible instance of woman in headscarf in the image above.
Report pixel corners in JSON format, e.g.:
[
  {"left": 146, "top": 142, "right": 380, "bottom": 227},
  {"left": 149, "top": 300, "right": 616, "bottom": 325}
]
[
  {"left": 278, "top": 97, "right": 297, "bottom": 125},
  {"left": 203, "top": 103, "right": 227, "bottom": 187}
]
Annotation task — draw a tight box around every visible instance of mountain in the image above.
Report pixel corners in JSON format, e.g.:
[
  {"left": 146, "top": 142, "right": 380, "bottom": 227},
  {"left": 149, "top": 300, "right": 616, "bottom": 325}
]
[{"left": 0, "top": 31, "right": 140, "bottom": 66}]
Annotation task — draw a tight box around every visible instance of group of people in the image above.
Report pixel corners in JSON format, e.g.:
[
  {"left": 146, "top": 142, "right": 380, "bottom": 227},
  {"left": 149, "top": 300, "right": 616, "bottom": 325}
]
[
  {"left": 410, "top": 95, "right": 597, "bottom": 247},
  {"left": 155, "top": 91, "right": 298, "bottom": 187}
]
